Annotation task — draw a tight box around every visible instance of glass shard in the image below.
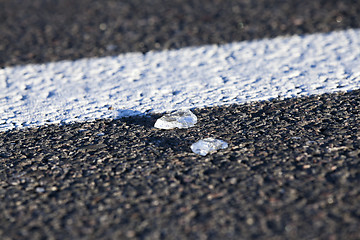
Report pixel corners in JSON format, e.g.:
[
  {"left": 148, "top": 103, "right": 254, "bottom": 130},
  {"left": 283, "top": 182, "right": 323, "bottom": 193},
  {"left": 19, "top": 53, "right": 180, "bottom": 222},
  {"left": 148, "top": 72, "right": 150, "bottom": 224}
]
[
  {"left": 154, "top": 109, "right": 197, "bottom": 129},
  {"left": 191, "top": 138, "right": 228, "bottom": 156}
]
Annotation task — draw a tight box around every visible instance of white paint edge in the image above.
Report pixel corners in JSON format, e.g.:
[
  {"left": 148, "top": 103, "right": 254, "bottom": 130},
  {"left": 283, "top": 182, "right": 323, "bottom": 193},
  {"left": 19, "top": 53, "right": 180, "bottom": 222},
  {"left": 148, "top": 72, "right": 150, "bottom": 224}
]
[{"left": 1, "top": 29, "right": 360, "bottom": 131}]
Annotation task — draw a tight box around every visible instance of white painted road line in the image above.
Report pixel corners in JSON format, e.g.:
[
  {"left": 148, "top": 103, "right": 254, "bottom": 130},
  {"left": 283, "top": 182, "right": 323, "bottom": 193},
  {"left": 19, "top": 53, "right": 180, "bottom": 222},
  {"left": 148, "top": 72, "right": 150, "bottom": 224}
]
[{"left": 1, "top": 29, "right": 360, "bottom": 131}]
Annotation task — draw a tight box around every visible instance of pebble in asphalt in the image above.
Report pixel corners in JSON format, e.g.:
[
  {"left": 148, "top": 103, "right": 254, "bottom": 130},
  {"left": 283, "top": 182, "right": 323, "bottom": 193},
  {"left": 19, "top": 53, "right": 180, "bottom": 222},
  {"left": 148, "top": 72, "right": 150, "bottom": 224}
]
[{"left": 1, "top": 90, "right": 359, "bottom": 239}]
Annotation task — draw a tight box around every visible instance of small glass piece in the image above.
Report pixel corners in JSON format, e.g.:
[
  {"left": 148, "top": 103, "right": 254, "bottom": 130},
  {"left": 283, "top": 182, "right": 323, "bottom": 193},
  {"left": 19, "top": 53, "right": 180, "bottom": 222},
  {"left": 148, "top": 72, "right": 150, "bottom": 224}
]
[
  {"left": 191, "top": 138, "right": 228, "bottom": 156},
  {"left": 154, "top": 109, "right": 197, "bottom": 129}
]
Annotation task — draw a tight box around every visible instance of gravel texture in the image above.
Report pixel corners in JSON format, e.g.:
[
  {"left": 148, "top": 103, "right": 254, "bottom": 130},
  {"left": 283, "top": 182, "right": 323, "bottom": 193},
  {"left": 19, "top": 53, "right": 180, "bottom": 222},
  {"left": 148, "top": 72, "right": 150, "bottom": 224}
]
[
  {"left": 1, "top": 0, "right": 360, "bottom": 239},
  {"left": 1, "top": 90, "right": 360, "bottom": 239},
  {"left": 1, "top": 0, "right": 360, "bottom": 67}
]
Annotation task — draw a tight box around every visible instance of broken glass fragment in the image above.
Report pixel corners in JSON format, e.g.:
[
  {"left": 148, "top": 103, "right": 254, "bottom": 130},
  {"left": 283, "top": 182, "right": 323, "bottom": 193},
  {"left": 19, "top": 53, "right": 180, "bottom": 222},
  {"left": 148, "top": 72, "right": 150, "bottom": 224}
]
[
  {"left": 191, "top": 138, "right": 228, "bottom": 156},
  {"left": 154, "top": 109, "right": 197, "bottom": 129}
]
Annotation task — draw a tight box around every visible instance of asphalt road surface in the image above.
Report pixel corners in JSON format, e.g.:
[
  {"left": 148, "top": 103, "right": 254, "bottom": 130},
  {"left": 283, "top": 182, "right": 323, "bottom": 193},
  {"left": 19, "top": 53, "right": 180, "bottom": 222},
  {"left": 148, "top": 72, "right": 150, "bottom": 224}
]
[
  {"left": 1, "top": 0, "right": 360, "bottom": 239},
  {"left": 1, "top": 0, "right": 360, "bottom": 67}
]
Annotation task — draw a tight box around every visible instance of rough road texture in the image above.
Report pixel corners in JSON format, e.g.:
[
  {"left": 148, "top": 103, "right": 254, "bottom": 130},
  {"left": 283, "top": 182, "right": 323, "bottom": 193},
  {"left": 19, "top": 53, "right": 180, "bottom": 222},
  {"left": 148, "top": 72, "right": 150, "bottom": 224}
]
[
  {"left": 2, "top": 29, "right": 360, "bottom": 131},
  {"left": 1, "top": 90, "right": 359, "bottom": 239},
  {"left": 2, "top": 0, "right": 360, "bottom": 239},
  {"left": 1, "top": 0, "right": 360, "bottom": 67}
]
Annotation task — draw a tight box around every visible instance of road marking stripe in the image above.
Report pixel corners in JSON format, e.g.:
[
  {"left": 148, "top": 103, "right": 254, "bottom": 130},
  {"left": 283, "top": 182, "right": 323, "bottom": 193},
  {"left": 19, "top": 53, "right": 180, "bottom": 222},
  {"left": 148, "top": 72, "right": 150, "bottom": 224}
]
[{"left": 1, "top": 29, "right": 360, "bottom": 131}]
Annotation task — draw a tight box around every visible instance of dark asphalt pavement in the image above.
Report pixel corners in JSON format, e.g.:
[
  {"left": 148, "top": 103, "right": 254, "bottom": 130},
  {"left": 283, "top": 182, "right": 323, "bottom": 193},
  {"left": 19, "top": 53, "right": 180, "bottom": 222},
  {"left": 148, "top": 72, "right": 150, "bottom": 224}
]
[
  {"left": 1, "top": 0, "right": 360, "bottom": 239},
  {"left": 1, "top": 90, "right": 360, "bottom": 239},
  {"left": 1, "top": 0, "right": 360, "bottom": 67}
]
